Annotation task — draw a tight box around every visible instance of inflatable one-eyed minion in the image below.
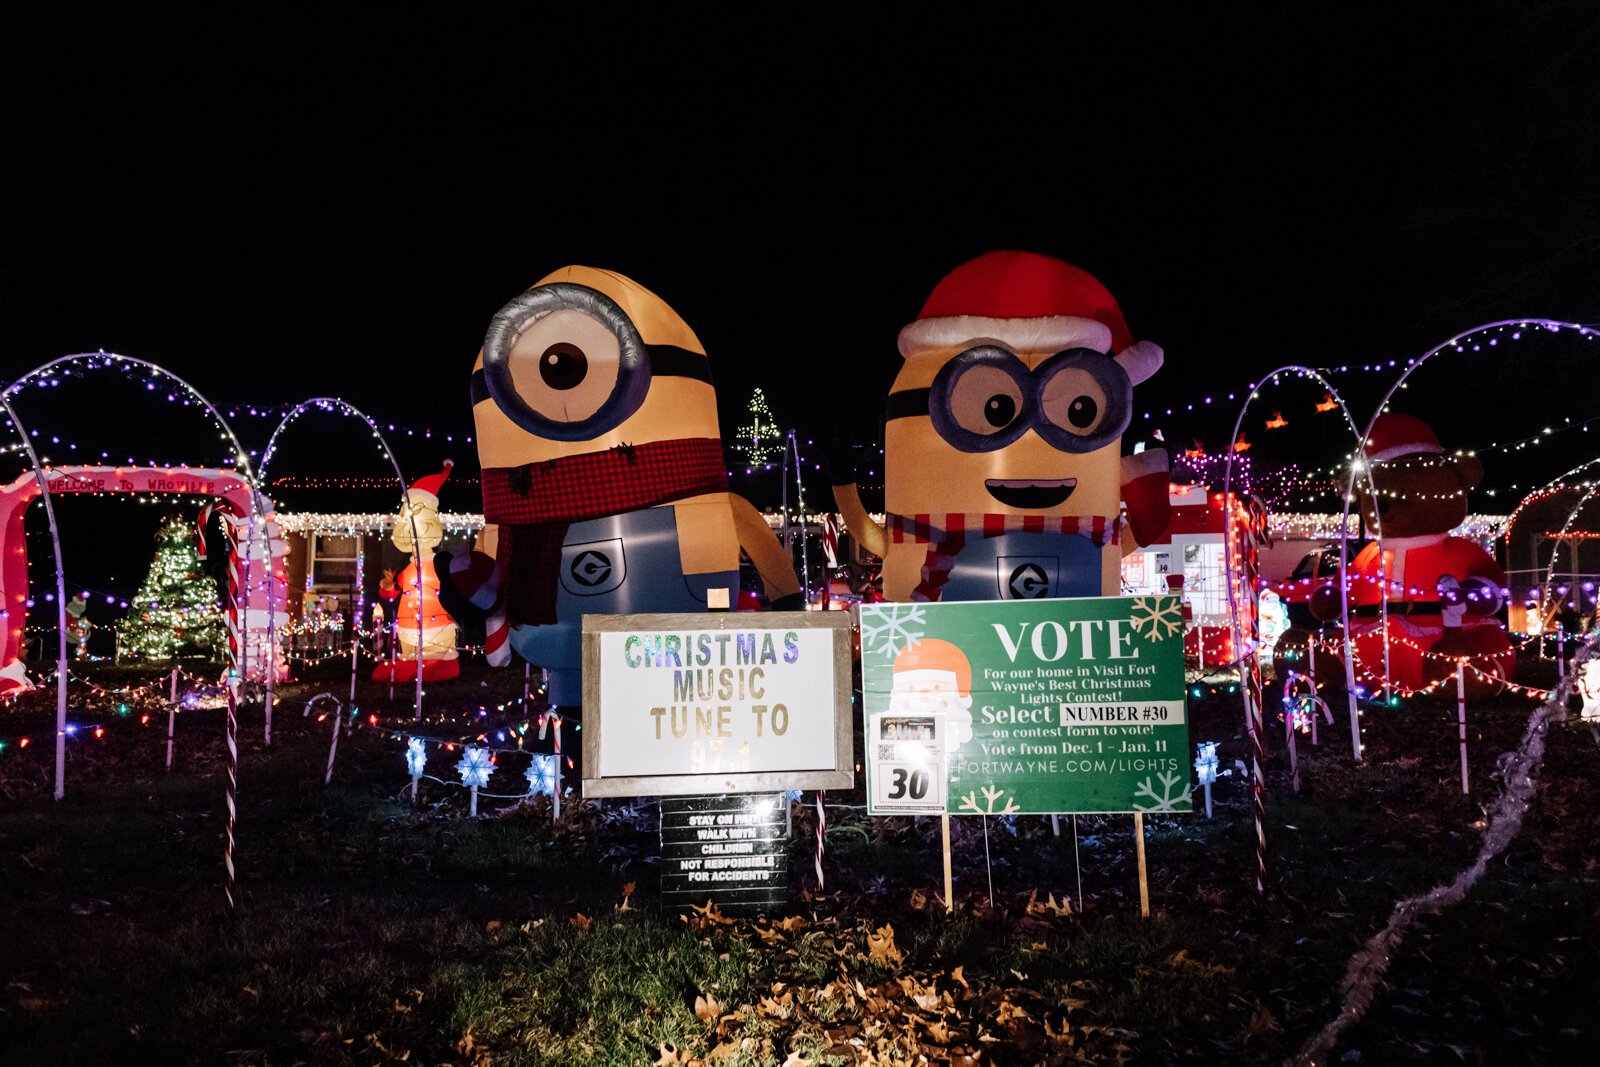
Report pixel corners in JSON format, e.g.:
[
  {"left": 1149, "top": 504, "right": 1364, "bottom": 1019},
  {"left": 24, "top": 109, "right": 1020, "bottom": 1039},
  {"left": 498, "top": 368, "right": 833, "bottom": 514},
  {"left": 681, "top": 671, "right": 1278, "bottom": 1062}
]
[
  {"left": 455, "top": 266, "right": 801, "bottom": 705},
  {"left": 834, "top": 251, "right": 1171, "bottom": 602}
]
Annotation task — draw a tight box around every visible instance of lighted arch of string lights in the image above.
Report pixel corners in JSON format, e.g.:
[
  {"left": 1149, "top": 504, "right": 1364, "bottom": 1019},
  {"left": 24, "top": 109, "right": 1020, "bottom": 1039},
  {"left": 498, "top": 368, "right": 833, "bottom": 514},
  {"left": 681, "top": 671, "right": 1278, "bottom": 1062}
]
[
  {"left": 1501, "top": 456, "right": 1600, "bottom": 640},
  {"left": 3, "top": 351, "right": 270, "bottom": 913},
  {"left": 257, "top": 397, "right": 425, "bottom": 723},
  {"left": 1222, "top": 365, "right": 1375, "bottom": 766},
  {"left": 1219, "top": 366, "right": 1368, "bottom": 895},
  {"left": 1537, "top": 478, "right": 1599, "bottom": 633},
  {"left": 4, "top": 353, "right": 271, "bottom": 786},
  {"left": 0, "top": 389, "right": 69, "bottom": 798},
  {"left": 1335, "top": 319, "right": 1600, "bottom": 740}
]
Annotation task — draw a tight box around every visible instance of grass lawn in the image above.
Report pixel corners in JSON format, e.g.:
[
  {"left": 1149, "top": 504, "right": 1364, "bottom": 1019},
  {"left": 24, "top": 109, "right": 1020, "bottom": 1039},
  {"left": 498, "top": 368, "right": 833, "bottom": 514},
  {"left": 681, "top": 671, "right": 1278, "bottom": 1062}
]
[{"left": 2, "top": 656, "right": 1596, "bottom": 1065}]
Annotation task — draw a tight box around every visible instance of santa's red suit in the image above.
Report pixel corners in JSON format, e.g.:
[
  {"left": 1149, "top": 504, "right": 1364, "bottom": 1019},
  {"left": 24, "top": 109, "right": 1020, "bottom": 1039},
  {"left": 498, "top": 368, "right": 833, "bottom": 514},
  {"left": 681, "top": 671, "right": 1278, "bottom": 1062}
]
[{"left": 1348, "top": 534, "right": 1513, "bottom": 691}]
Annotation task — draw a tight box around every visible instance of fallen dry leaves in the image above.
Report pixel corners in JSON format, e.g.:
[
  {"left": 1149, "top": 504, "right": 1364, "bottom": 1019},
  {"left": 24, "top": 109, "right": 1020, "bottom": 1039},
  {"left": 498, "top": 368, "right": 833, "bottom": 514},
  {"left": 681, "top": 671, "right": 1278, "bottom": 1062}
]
[
  {"left": 655, "top": 909, "right": 1134, "bottom": 1066},
  {"left": 866, "top": 924, "right": 903, "bottom": 967}
]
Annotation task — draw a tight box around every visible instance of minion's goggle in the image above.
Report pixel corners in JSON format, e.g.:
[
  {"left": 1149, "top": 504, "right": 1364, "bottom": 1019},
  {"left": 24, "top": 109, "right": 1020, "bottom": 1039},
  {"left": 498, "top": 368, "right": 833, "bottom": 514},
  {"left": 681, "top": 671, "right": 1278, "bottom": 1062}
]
[
  {"left": 885, "top": 345, "right": 1132, "bottom": 454},
  {"left": 472, "top": 282, "right": 713, "bottom": 442}
]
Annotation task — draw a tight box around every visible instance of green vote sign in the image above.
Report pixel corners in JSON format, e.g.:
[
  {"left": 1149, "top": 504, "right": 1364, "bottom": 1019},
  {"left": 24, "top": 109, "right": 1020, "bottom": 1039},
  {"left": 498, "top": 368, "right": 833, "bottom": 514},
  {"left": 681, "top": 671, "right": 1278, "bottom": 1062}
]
[{"left": 860, "top": 596, "right": 1191, "bottom": 816}]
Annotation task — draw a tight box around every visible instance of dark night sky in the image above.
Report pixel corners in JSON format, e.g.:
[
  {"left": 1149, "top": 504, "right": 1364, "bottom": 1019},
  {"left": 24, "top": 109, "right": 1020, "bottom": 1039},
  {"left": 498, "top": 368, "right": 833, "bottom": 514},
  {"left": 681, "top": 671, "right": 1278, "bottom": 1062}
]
[{"left": 4, "top": 3, "right": 1598, "bottom": 513}]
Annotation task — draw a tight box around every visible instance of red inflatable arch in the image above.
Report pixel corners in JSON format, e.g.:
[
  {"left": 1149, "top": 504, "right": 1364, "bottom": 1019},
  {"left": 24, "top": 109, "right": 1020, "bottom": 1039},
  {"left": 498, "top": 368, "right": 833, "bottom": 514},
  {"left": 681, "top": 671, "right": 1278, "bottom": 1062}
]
[{"left": 0, "top": 466, "right": 289, "bottom": 697}]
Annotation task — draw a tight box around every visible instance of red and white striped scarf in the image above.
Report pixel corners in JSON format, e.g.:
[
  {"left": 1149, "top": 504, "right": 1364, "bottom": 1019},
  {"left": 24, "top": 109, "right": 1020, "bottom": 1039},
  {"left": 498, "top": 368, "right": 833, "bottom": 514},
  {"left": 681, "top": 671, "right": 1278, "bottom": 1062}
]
[
  {"left": 887, "top": 512, "right": 1122, "bottom": 545},
  {"left": 885, "top": 512, "right": 1123, "bottom": 603}
]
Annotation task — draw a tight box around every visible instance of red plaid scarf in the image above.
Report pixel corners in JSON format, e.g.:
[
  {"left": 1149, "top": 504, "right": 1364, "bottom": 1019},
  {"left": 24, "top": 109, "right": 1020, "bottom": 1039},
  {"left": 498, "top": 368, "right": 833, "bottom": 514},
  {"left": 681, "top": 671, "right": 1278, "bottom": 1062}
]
[
  {"left": 483, "top": 438, "right": 729, "bottom": 625},
  {"left": 884, "top": 512, "right": 1122, "bottom": 603}
]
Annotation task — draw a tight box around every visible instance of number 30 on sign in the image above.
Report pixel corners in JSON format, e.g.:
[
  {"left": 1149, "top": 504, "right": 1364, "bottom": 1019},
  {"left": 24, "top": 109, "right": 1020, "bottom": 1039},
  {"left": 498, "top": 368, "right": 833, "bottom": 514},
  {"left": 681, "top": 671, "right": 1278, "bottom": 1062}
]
[{"left": 868, "top": 710, "right": 947, "bottom": 814}]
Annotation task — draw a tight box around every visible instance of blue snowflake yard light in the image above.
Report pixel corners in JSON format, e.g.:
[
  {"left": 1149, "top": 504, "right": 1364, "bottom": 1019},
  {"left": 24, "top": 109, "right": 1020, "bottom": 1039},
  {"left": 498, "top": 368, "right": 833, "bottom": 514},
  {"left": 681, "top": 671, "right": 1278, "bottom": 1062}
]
[
  {"left": 457, "top": 745, "right": 493, "bottom": 816},
  {"left": 1195, "top": 742, "right": 1220, "bottom": 819},
  {"left": 405, "top": 737, "right": 428, "bottom": 806},
  {"left": 456, "top": 746, "right": 493, "bottom": 788},
  {"left": 525, "top": 753, "right": 558, "bottom": 797}
]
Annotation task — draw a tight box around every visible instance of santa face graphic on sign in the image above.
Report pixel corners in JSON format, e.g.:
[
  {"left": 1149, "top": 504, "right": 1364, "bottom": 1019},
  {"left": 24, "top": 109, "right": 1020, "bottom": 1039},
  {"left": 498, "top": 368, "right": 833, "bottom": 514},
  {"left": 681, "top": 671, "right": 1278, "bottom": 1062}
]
[{"left": 888, "top": 638, "right": 975, "bottom": 753}]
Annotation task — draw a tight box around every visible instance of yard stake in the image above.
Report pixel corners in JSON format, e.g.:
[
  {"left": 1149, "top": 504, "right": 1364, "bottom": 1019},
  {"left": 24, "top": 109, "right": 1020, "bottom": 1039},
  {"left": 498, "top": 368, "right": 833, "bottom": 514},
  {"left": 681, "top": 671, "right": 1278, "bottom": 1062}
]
[
  {"left": 1071, "top": 814, "right": 1084, "bottom": 913},
  {"left": 552, "top": 713, "right": 562, "bottom": 821},
  {"left": 1456, "top": 660, "right": 1469, "bottom": 795},
  {"left": 1133, "top": 813, "right": 1150, "bottom": 918},
  {"left": 1286, "top": 700, "right": 1300, "bottom": 793},
  {"left": 166, "top": 667, "right": 178, "bottom": 770},
  {"left": 940, "top": 813, "right": 954, "bottom": 913},
  {"left": 1308, "top": 638, "right": 1319, "bottom": 745},
  {"left": 981, "top": 815, "right": 995, "bottom": 908},
  {"left": 349, "top": 532, "right": 364, "bottom": 710}
]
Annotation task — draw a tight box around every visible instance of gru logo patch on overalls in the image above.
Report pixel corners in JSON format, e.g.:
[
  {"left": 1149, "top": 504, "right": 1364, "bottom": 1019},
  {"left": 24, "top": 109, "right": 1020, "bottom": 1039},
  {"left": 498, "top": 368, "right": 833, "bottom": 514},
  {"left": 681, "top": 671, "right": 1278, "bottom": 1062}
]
[
  {"left": 998, "top": 556, "right": 1057, "bottom": 599},
  {"left": 561, "top": 538, "right": 627, "bottom": 596}
]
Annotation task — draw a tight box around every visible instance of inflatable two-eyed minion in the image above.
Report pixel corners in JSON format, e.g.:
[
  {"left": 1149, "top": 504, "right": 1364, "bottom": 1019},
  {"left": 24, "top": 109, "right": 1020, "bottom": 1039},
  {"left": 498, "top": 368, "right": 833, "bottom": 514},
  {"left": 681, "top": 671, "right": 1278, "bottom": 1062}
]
[{"left": 834, "top": 251, "right": 1172, "bottom": 603}]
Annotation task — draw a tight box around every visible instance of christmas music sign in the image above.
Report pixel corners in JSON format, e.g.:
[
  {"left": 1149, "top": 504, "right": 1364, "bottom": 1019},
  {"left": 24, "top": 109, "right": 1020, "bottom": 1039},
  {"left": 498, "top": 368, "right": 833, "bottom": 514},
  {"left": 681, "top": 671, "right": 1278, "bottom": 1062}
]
[
  {"left": 581, "top": 611, "right": 853, "bottom": 797},
  {"left": 860, "top": 596, "right": 1191, "bottom": 815}
]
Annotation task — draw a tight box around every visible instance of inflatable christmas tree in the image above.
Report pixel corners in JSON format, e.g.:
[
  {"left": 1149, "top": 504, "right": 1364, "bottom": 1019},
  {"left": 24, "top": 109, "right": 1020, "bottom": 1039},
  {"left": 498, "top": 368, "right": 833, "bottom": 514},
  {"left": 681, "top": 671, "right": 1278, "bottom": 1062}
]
[{"left": 116, "top": 517, "right": 226, "bottom": 662}]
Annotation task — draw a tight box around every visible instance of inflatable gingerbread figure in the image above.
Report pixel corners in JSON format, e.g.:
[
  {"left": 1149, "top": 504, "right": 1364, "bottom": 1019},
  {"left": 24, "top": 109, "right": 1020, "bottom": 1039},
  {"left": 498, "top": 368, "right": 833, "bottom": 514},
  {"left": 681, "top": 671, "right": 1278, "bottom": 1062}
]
[
  {"left": 1325, "top": 413, "right": 1513, "bottom": 694},
  {"left": 833, "top": 251, "right": 1171, "bottom": 603}
]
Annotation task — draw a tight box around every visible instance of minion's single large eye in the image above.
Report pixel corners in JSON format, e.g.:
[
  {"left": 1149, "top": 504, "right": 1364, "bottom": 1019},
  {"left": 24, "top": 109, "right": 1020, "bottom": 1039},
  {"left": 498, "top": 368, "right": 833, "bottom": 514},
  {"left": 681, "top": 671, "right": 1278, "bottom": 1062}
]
[
  {"left": 503, "top": 309, "right": 620, "bottom": 424},
  {"left": 928, "top": 346, "right": 1031, "bottom": 453},
  {"left": 481, "top": 282, "right": 650, "bottom": 441},
  {"left": 1034, "top": 349, "right": 1132, "bottom": 453}
]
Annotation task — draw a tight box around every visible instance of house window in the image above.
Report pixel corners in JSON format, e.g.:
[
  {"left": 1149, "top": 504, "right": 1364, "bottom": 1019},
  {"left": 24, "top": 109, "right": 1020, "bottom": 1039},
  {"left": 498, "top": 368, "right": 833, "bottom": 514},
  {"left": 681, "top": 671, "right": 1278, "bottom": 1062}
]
[{"left": 309, "top": 534, "right": 360, "bottom": 595}]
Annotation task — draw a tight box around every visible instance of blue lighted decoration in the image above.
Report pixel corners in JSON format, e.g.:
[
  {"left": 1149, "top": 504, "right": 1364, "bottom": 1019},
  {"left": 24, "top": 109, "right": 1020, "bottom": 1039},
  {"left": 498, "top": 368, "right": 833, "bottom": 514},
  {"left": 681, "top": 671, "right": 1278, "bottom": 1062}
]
[
  {"left": 455, "top": 746, "right": 493, "bottom": 789},
  {"left": 405, "top": 737, "right": 427, "bottom": 777},
  {"left": 525, "top": 753, "right": 558, "bottom": 797}
]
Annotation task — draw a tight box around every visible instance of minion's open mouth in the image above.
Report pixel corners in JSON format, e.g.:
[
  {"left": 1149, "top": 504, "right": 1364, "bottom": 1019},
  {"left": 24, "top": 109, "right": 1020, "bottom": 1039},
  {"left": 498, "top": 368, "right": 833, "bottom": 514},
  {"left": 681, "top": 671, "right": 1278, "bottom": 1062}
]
[{"left": 984, "top": 478, "right": 1077, "bottom": 509}]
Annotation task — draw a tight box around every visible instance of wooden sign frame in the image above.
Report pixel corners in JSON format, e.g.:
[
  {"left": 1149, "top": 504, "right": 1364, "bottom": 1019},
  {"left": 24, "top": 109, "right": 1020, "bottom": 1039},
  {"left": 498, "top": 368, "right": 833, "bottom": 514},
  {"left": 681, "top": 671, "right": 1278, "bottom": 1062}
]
[{"left": 581, "top": 611, "right": 854, "bottom": 798}]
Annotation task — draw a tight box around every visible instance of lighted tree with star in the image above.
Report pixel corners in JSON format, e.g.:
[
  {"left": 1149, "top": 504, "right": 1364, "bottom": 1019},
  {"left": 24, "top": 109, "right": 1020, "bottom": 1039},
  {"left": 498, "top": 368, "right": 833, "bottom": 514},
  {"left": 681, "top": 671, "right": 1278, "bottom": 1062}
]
[
  {"left": 734, "top": 387, "right": 786, "bottom": 465},
  {"left": 116, "top": 517, "right": 226, "bottom": 662}
]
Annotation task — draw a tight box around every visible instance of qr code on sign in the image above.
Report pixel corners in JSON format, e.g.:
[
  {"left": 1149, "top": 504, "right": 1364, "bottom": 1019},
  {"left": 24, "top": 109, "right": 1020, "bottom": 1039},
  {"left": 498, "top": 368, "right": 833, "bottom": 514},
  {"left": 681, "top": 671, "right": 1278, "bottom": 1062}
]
[{"left": 876, "top": 743, "right": 895, "bottom": 761}]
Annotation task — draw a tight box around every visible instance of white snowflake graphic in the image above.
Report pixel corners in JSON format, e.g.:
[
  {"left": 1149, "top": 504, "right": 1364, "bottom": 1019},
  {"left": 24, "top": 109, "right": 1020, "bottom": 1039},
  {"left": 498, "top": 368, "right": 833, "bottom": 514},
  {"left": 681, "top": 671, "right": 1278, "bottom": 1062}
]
[
  {"left": 1132, "top": 771, "right": 1192, "bottom": 813},
  {"left": 957, "top": 784, "right": 1021, "bottom": 816},
  {"left": 404, "top": 737, "right": 427, "bottom": 777},
  {"left": 524, "top": 753, "right": 558, "bottom": 797},
  {"left": 455, "top": 746, "right": 494, "bottom": 789},
  {"left": 1129, "top": 596, "right": 1184, "bottom": 641},
  {"left": 859, "top": 603, "right": 928, "bottom": 661}
]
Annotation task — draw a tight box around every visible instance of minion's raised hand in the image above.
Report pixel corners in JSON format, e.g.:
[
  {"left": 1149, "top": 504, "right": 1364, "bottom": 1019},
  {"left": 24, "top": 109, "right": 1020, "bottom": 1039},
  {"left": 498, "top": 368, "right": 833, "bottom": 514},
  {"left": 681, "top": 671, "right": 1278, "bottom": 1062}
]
[
  {"left": 834, "top": 251, "right": 1171, "bottom": 603},
  {"left": 458, "top": 266, "right": 801, "bottom": 706}
]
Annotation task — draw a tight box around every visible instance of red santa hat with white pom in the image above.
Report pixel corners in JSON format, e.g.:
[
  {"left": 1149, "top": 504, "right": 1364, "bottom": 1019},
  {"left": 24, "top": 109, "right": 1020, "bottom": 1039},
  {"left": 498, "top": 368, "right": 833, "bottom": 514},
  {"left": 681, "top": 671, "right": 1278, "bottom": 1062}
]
[
  {"left": 897, "top": 250, "right": 1164, "bottom": 383},
  {"left": 406, "top": 460, "right": 453, "bottom": 505},
  {"left": 1362, "top": 413, "right": 1444, "bottom": 465}
]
